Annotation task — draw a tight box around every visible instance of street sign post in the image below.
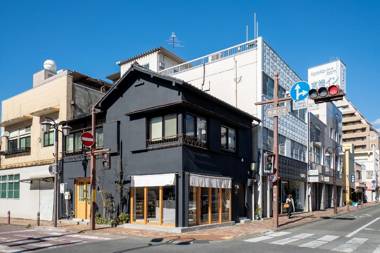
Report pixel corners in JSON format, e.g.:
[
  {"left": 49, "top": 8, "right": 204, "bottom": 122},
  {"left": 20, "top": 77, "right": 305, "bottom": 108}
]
[
  {"left": 81, "top": 132, "right": 94, "bottom": 148},
  {"left": 290, "top": 81, "right": 310, "bottom": 102},
  {"left": 266, "top": 106, "right": 290, "bottom": 117}
]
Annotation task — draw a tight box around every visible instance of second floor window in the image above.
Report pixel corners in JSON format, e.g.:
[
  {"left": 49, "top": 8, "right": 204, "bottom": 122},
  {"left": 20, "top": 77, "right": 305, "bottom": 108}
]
[
  {"left": 7, "top": 126, "right": 31, "bottom": 154},
  {"left": 221, "top": 126, "right": 236, "bottom": 152},
  {"left": 43, "top": 130, "right": 54, "bottom": 147},
  {"left": 185, "top": 114, "right": 207, "bottom": 144},
  {"left": 149, "top": 114, "right": 177, "bottom": 141},
  {"left": 65, "top": 132, "right": 82, "bottom": 153}
]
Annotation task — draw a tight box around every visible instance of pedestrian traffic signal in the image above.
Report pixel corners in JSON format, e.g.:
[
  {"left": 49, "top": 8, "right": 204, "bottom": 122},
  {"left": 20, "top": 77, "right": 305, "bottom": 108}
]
[
  {"left": 308, "top": 85, "right": 345, "bottom": 104},
  {"left": 263, "top": 152, "right": 274, "bottom": 174},
  {"left": 102, "top": 153, "right": 111, "bottom": 170}
]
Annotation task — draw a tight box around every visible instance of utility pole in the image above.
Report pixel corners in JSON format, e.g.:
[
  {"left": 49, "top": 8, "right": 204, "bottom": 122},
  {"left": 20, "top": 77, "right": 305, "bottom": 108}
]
[
  {"left": 53, "top": 128, "right": 59, "bottom": 227},
  {"left": 90, "top": 107, "right": 97, "bottom": 230},
  {"left": 255, "top": 73, "right": 291, "bottom": 228}
]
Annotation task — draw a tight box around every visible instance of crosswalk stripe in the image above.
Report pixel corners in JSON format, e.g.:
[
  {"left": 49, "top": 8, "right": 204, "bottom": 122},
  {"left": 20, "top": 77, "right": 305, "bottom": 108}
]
[
  {"left": 271, "top": 233, "right": 313, "bottom": 245},
  {"left": 332, "top": 237, "right": 368, "bottom": 253},
  {"left": 0, "top": 244, "right": 23, "bottom": 253},
  {"left": 66, "top": 234, "right": 111, "bottom": 240},
  {"left": 299, "top": 235, "right": 339, "bottom": 248},
  {"left": 244, "top": 231, "right": 291, "bottom": 243}
]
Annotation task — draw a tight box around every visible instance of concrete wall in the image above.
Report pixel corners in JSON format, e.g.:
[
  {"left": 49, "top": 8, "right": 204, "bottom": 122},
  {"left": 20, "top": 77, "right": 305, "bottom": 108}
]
[{"left": 0, "top": 165, "right": 54, "bottom": 220}]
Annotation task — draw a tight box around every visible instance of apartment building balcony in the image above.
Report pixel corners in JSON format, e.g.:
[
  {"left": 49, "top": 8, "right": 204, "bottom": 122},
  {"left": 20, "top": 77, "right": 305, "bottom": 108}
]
[
  {"left": 342, "top": 132, "right": 368, "bottom": 140},
  {"left": 342, "top": 123, "right": 368, "bottom": 132},
  {"left": 342, "top": 115, "right": 362, "bottom": 124}
]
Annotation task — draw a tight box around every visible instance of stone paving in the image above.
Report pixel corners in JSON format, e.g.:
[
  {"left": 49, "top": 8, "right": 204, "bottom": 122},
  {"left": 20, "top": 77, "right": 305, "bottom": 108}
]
[{"left": 0, "top": 202, "right": 378, "bottom": 242}]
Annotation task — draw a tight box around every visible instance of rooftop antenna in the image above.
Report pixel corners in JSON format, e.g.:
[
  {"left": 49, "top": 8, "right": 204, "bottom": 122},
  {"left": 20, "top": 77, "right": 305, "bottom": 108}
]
[
  {"left": 246, "top": 25, "right": 249, "bottom": 42},
  {"left": 167, "top": 32, "right": 184, "bottom": 48},
  {"left": 254, "top": 13, "right": 259, "bottom": 38}
]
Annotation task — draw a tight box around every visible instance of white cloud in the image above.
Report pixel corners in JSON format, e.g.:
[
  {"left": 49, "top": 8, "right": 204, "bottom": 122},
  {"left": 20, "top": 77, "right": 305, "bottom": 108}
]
[{"left": 372, "top": 118, "right": 380, "bottom": 126}]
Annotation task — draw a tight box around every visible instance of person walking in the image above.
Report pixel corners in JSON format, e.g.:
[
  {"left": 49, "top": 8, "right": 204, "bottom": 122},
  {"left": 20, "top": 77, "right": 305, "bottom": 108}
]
[{"left": 285, "top": 194, "right": 295, "bottom": 218}]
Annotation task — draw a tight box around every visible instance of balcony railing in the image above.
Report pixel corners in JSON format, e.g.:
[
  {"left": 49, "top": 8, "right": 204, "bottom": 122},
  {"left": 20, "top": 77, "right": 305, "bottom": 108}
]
[
  {"left": 4, "top": 147, "right": 31, "bottom": 156},
  {"left": 159, "top": 39, "right": 258, "bottom": 76},
  {"left": 147, "top": 134, "right": 207, "bottom": 149}
]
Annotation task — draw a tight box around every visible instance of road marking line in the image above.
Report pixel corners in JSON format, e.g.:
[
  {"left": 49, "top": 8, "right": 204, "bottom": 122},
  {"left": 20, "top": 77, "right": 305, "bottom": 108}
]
[
  {"left": 66, "top": 234, "right": 111, "bottom": 240},
  {"left": 373, "top": 245, "right": 380, "bottom": 253},
  {"left": 0, "top": 244, "right": 23, "bottom": 253},
  {"left": 332, "top": 237, "right": 368, "bottom": 253},
  {"left": 271, "top": 233, "right": 313, "bottom": 245},
  {"left": 299, "top": 235, "right": 339, "bottom": 248},
  {"left": 346, "top": 217, "right": 380, "bottom": 238},
  {"left": 0, "top": 229, "right": 34, "bottom": 235},
  {"left": 244, "top": 231, "right": 291, "bottom": 243}
]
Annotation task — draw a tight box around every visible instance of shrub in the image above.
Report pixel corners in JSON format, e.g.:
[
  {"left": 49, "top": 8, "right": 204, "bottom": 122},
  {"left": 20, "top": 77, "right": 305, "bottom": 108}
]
[{"left": 118, "top": 212, "right": 129, "bottom": 224}]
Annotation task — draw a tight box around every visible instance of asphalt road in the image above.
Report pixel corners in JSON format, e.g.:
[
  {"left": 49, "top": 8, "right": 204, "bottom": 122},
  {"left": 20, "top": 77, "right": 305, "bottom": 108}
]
[{"left": 1, "top": 205, "right": 380, "bottom": 253}]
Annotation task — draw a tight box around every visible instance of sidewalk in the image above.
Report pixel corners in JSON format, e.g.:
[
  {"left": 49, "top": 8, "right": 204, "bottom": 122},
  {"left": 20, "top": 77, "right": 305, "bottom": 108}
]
[{"left": 0, "top": 202, "right": 378, "bottom": 242}]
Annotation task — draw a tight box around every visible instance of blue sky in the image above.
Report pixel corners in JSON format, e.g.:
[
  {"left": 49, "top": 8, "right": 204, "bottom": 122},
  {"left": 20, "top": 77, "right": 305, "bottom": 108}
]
[{"left": 1, "top": 0, "right": 379, "bottom": 128}]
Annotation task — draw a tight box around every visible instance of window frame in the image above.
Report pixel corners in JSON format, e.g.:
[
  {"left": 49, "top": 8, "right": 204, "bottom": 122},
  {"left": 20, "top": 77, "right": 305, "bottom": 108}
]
[
  {"left": 43, "top": 130, "right": 54, "bottom": 147},
  {"left": 220, "top": 125, "right": 237, "bottom": 152},
  {"left": 0, "top": 174, "right": 20, "bottom": 199},
  {"left": 184, "top": 113, "right": 208, "bottom": 145},
  {"left": 148, "top": 113, "right": 179, "bottom": 142}
]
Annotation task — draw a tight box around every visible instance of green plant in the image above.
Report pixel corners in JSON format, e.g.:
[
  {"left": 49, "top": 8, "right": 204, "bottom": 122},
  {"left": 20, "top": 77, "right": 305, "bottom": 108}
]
[
  {"left": 95, "top": 213, "right": 111, "bottom": 225},
  {"left": 118, "top": 212, "right": 129, "bottom": 224}
]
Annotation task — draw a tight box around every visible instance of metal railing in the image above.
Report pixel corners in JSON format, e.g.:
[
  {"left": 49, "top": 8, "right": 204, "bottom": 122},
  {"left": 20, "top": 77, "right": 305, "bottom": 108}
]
[
  {"left": 5, "top": 147, "right": 31, "bottom": 156},
  {"left": 159, "top": 39, "right": 258, "bottom": 76},
  {"left": 147, "top": 134, "right": 207, "bottom": 149}
]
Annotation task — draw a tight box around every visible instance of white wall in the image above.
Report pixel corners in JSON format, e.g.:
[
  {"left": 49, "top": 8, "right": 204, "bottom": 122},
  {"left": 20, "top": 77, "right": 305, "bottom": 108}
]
[{"left": 0, "top": 165, "right": 54, "bottom": 220}]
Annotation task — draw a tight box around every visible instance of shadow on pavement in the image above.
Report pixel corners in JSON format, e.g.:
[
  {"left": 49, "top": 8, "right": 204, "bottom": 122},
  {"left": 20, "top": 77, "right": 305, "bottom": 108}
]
[{"left": 112, "top": 236, "right": 196, "bottom": 253}]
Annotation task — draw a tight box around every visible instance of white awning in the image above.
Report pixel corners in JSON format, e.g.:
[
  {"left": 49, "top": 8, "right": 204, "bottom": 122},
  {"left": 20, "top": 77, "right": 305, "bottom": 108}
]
[
  {"left": 190, "top": 174, "right": 232, "bottom": 189},
  {"left": 19, "top": 165, "right": 54, "bottom": 182},
  {"left": 131, "top": 173, "right": 176, "bottom": 187}
]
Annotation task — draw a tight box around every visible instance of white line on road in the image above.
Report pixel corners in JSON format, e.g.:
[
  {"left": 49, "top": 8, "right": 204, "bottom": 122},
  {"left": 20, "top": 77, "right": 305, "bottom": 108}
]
[
  {"left": 244, "top": 231, "right": 291, "bottom": 243},
  {"left": 66, "top": 234, "right": 111, "bottom": 240},
  {"left": 346, "top": 217, "right": 380, "bottom": 238},
  {"left": 0, "top": 229, "right": 34, "bottom": 235},
  {"left": 373, "top": 245, "right": 380, "bottom": 253},
  {"left": 332, "top": 237, "right": 368, "bottom": 253},
  {"left": 270, "top": 233, "right": 313, "bottom": 245},
  {"left": 299, "top": 234, "right": 339, "bottom": 248},
  {"left": 0, "top": 244, "right": 23, "bottom": 253}
]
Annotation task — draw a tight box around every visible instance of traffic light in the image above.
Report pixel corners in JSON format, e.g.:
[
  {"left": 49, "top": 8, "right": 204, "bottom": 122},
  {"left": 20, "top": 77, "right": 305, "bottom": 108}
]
[
  {"left": 263, "top": 152, "right": 274, "bottom": 174},
  {"left": 308, "top": 85, "right": 345, "bottom": 104},
  {"left": 102, "top": 153, "right": 111, "bottom": 170}
]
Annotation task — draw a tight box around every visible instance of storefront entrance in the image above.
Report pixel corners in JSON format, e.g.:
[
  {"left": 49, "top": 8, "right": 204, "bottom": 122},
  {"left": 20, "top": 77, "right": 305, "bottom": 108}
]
[
  {"left": 129, "top": 174, "right": 176, "bottom": 226},
  {"left": 74, "top": 178, "right": 91, "bottom": 220},
  {"left": 188, "top": 174, "right": 231, "bottom": 226}
]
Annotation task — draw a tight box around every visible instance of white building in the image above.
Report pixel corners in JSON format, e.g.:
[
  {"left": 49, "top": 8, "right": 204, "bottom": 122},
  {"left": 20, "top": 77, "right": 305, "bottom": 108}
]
[{"left": 156, "top": 37, "right": 308, "bottom": 218}]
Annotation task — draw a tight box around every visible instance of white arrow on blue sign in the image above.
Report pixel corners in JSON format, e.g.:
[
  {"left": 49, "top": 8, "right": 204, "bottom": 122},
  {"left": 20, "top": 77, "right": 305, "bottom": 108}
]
[{"left": 290, "top": 81, "right": 310, "bottom": 102}]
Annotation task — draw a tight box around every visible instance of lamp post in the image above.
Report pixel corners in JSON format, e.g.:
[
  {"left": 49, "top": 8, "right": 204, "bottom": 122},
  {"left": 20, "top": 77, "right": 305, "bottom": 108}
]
[{"left": 41, "top": 117, "right": 71, "bottom": 227}]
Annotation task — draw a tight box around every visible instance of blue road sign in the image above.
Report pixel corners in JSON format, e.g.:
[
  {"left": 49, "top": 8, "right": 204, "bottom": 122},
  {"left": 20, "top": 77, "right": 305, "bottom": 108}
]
[{"left": 290, "top": 81, "right": 310, "bottom": 102}]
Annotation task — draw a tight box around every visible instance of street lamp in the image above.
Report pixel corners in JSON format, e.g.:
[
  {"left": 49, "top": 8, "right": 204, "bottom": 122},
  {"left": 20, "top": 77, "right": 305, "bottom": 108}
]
[{"left": 41, "top": 117, "right": 71, "bottom": 227}]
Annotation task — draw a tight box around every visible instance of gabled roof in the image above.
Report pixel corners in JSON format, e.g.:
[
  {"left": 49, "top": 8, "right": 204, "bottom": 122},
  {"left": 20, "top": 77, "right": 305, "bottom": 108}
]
[
  {"left": 95, "top": 63, "right": 260, "bottom": 123},
  {"left": 116, "top": 47, "right": 185, "bottom": 66}
]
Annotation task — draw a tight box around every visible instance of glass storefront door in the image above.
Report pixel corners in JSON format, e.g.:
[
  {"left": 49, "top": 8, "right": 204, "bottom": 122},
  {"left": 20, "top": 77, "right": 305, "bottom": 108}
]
[
  {"left": 188, "top": 186, "right": 231, "bottom": 226},
  {"left": 130, "top": 186, "right": 176, "bottom": 226}
]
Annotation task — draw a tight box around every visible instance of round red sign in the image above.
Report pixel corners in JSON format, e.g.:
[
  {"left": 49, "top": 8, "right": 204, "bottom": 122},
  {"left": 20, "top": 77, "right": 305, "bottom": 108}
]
[{"left": 81, "top": 132, "right": 94, "bottom": 147}]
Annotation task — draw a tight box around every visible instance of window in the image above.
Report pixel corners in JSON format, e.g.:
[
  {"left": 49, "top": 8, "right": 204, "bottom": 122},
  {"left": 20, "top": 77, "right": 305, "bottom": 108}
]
[
  {"left": 164, "top": 114, "right": 177, "bottom": 138},
  {"left": 185, "top": 114, "right": 207, "bottom": 144},
  {"left": 0, "top": 174, "right": 20, "bottom": 199},
  {"left": 65, "top": 132, "right": 82, "bottom": 153},
  {"left": 43, "top": 130, "right": 54, "bottom": 147},
  {"left": 221, "top": 126, "right": 236, "bottom": 152},
  {"left": 149, "top": 114, "right": 178, "bottom": 141},
  {"left": 7, "top": 127, "right": 31, "bottom": 154},
  {"left": 314, "top": 145, "right": 322, "bottom": 164},
  {"left": 185, "top": 114, "right": 195, "bottom": 137},
  {"left": 96, "top": 128, "right": 104, "bottom": 148},
  {"left": 197, "top": 117, "right": 207, "bottom": 144}
]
